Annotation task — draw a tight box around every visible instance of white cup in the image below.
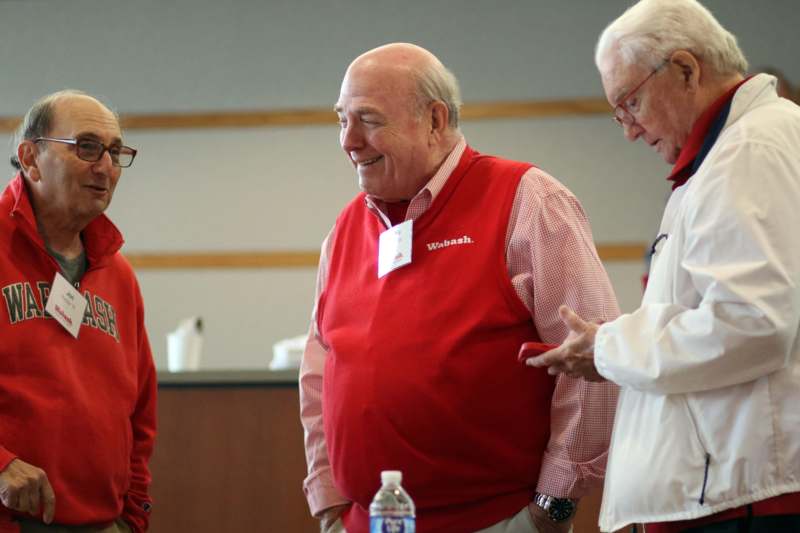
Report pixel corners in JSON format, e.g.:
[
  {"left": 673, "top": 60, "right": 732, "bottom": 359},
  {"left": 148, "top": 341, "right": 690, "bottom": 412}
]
[{"left": 166, "top": 332, "right": 203, "bottom": 372}]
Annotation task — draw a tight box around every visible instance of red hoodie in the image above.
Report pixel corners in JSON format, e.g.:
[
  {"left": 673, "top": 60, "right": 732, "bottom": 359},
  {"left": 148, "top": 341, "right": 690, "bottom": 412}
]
[{"left": 0, "top": 174, "right": 156, "bottom": 532}]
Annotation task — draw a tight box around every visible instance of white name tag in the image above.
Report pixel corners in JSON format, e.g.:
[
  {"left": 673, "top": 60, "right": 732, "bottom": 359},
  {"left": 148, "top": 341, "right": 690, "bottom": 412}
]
[
  {"left": 378, "top": 219, "right": 413, "bottom": 278},
  {"left": 45, "top": 272, "right": 87, "bottom": 338}
]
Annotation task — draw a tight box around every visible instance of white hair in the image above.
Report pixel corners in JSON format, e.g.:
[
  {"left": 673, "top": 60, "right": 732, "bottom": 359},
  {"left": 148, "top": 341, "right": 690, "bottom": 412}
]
[
  {"left": 413, "top": 60, "right": 462, "bottom": 129},
  {"left": 595, "top": 0, "right": 748, "bottom": 76}
]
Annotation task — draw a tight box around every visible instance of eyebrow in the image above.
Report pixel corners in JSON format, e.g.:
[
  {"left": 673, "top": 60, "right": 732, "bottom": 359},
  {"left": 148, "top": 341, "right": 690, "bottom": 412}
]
[
  {"left": 333, "top": 105, "right": 383, "bottom": 116},
  {"left": 76, "top": 131, "right": 123, "bottom": 145},
  {"left": 611, "top": 86, "right": 630, "bottom": 106}
]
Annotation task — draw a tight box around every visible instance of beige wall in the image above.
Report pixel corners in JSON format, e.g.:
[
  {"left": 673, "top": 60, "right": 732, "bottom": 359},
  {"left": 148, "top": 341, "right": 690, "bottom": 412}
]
[{"left": 2, "top": 0, "right": 796, "bottom": 369}]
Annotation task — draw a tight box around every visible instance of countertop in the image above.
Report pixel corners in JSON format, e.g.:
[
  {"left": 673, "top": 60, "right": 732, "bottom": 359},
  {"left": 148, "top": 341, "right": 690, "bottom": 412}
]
[{"left": 157, "top": 368, "right": 299, "bottom": 388}]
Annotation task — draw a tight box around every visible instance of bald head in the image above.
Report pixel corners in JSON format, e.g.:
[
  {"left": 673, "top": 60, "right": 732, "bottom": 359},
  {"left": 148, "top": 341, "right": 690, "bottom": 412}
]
[
  {"left": 344, "top": 43, "right": 462, "bottom": 129},
  {"left": 11, "top": 90, "right": 119, "bottom": 170},
  {"left": 349, "top": 42, "right": 441, "bottom": 77}
]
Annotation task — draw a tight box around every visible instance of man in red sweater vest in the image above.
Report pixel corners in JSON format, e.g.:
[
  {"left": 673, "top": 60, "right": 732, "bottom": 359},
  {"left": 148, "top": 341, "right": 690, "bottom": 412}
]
[
  {"left": 0, "top": 91, "right": 156, "bottom": 532},
  {"left": 300, "top": 43, "right": 620, "bottom": 533},
  {"left": 528, "top": 1, "right": 800, "bottom": 532}
]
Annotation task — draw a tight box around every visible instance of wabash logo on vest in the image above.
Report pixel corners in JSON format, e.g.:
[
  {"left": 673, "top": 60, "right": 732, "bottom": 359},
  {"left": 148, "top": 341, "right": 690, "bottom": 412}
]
[
  {"left": 1, "top": 281, "right": 120, "bottom": 342},
  {"left": 425, "top": 234, "right": 474, "bottom": 252}
]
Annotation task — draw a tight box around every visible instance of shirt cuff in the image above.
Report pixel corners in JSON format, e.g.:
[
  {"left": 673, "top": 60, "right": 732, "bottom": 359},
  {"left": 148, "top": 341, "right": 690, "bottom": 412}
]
[
  {"left": 594, "top": 322, "right": 614, "bottom": 381},
  {"left": 535, "top": 449, "right": 609, "bottom": 500},
  {"left": 303, "top": 468, "right": 350, "bottom": 517}
]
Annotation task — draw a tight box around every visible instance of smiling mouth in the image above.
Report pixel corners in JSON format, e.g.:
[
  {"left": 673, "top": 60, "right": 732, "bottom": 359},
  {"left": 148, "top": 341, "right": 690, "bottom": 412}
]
[{"left": 356, "top": 155, "right": 383, "bottom": 167}]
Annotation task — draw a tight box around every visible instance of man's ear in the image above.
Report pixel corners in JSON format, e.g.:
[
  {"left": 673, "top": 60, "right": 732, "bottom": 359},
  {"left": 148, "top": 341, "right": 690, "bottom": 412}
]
[
  {"left": 17, "top": 141, "right": 41, "bottom": 182},
  {"left": 429, "top": 100, "right": 449, "bottom": 140},
  {"left": 669, "top": 50, "right": 701, "bottom": 91}
]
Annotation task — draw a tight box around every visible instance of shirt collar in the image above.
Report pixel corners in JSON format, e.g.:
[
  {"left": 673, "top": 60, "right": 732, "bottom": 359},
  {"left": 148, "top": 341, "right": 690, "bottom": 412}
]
[
  {"left": 365, "top": 135, "right": 466, "bottom": 223},
  {"left": 424, "top": 136, "right": 467, "bottom": 203},
  {"left": 666, "top": 77, "right": 749, "bottom": 189}
]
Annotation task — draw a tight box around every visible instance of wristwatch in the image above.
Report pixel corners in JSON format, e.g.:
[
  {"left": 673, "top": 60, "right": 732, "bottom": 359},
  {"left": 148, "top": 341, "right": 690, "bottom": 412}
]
[{"left": 533, "top": 493, "right": 577, "bottom": 522}]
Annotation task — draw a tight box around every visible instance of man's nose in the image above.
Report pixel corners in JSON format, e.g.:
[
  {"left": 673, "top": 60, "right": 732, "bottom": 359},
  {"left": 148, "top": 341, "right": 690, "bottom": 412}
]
[
  {"left": 340, "top": 122, "right": 364, "bottom": 152},
  {"left": 92, "top": 149, "right": 115, "bottom": 174},
  {"left": 623, "top": 121, "right": 644, "bottom": 142}
]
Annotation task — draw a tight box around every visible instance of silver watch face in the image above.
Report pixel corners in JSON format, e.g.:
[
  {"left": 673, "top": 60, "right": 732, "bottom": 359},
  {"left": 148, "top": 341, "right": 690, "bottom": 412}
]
[{"left": 547, "top": 498, "right": 576, "bottom": 522}]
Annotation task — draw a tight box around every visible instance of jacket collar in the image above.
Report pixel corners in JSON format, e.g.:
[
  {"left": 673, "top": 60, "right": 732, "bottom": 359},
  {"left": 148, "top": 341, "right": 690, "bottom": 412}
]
[
  {"left": 6, "top": 173, "right": 125, "bottom": 266},
  {"left": 666, "top": 77, "right": 751, "bottom": 189}
]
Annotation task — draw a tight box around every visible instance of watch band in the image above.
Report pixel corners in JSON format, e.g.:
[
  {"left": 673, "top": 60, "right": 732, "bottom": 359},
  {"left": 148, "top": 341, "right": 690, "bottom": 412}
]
[{"left": 533, "top": 492, "right": 577, "bottom": 522}]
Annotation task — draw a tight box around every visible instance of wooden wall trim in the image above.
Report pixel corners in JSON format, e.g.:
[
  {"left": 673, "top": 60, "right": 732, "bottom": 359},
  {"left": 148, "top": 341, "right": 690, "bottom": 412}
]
[
  {"left": 125, "top": 251, "right": 321, "bottom": 269},
  {"left": 0, "top": 117, "right": 19, "bottom": 132},
  {"left": 124, "top": 243, "right": 645, "bottom": 270},
  {"left": 0, "top": 98, "right": 610, "bottom": 133},
  {"left": 596, "top": 243, "right": 647, "bottom": 262},
  {"left": 461, "top": 98, "right": 610, "bottom": 120}
]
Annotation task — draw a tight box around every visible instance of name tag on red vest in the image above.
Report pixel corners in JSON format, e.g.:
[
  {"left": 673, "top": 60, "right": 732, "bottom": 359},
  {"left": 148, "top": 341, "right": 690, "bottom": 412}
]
[{"left": 378, "top": 219, "right": 413, "bottom": 277}]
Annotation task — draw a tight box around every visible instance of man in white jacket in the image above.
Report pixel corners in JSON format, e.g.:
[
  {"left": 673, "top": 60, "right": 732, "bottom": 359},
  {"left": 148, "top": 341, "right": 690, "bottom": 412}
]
[{"left": 527, "top": 1, "right": 800, "bottom": 532}]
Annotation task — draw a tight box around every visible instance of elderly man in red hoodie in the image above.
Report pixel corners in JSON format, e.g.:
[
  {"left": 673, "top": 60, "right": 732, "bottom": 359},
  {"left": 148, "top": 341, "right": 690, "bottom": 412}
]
[
  {"left": 300, "top": 43, "right": 620, "bottom": 533},
  {"left": 0, "top": 90, "right": 156, "bottom": 533}
]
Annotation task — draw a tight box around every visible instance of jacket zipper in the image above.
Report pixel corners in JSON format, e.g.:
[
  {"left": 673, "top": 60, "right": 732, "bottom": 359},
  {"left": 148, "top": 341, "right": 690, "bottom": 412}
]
[
  {"left": 699, "top": 453, "right": 711, "bottom": 505},
  {"left": 683, "top": 396, "right": 711, "bottom": 505}
]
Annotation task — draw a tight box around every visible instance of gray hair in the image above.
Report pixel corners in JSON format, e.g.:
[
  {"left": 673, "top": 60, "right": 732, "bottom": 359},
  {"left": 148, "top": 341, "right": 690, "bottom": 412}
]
[
  {"left": 10, "top": 89, "right": 117, "bottom": 170},
  {"left": 595, "top": 0, "right": 748, "bottom": 77},
  {"left": 413, "top": 61, "right": 462, "bottom": 129}
]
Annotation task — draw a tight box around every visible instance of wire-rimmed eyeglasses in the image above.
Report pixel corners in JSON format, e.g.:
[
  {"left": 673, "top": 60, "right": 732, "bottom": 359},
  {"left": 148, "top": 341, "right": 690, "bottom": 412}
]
[
  {"left": 34, "top": 137, "right": 137, "bottom": 168},
  {"left": 612, "top": 60, "right": 668, "bottom": 127}
]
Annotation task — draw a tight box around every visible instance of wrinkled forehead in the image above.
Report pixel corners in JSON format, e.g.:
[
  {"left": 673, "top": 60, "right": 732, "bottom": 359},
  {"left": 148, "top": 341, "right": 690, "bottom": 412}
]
[
  {"left": 50, "top": 95, "right": 122, "bottom": 141},
  {"left": 337, "top": 60, "right": 417, "bottom": 108},
  {"left": 600, "top": 55, "right": 650, "bottom": 104}
]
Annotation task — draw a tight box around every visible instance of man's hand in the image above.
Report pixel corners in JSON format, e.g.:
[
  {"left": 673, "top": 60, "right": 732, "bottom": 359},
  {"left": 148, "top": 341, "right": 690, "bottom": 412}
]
[
  {"left": 526, "top": 305, "right": 605, "bottom": 382},
  {"left": 528, "top": 501, "right": 574, "bottom": 533},
  {"left": 318, "top": 503, "right": 348, "bottom": 533},
  {"left": 0, "top": 458, "right": 56, "bottom": 523}
]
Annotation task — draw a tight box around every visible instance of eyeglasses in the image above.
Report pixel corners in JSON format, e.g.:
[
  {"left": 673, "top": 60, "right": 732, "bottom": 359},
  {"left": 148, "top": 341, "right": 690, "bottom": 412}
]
[
  {"left": 612, "top": 60, "right": 668, "bottom": 127},
  {"left": 34, "top": 137, "right": 137, "bottom": 168}
]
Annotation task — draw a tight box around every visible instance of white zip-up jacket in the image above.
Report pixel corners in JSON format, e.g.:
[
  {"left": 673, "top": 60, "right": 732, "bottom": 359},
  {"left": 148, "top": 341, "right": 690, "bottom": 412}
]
[{"left": 594, "top": 74, "right": 800, "bottom": 532}]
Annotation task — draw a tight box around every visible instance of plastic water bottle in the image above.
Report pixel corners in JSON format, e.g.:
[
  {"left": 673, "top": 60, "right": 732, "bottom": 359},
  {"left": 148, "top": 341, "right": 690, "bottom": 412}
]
[{"left": 369, "top": 470, "right": 416, "bottom": 533}]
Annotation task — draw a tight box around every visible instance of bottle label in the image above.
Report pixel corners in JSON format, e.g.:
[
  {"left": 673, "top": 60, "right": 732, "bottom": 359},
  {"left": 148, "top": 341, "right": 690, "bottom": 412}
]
[{"left": 369, "top": 516, "right": 415, "bottom": 533}]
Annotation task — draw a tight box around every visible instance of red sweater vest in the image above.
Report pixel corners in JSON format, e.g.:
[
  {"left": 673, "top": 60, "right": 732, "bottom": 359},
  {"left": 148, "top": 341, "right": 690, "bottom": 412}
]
[{"left": 319, "top": 147, "right": 556, "bottom": 533}]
